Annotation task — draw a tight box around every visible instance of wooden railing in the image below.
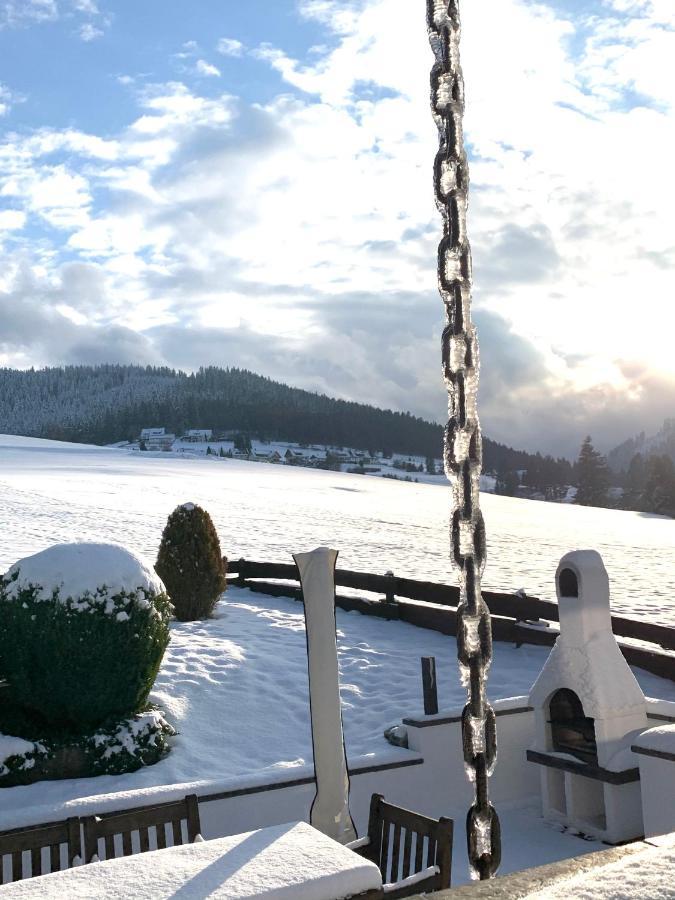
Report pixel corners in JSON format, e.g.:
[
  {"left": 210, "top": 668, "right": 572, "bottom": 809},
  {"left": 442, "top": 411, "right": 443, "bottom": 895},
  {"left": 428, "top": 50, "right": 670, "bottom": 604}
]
[{"left": 228, "top": 559, "right": 675, "bottom": 683}]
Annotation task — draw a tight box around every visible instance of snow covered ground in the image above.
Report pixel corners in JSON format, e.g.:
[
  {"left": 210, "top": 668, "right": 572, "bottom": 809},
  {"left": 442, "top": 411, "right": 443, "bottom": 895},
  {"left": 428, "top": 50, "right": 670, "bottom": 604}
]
[
  {"left": 2, "top": 434, "right": 675, "bottom": 623},
  {"left": 2, "top": 584, "right": 674, "bottom": 834},
  {"left": 2, "top": 435, "right": 675, "bottom": 882}
]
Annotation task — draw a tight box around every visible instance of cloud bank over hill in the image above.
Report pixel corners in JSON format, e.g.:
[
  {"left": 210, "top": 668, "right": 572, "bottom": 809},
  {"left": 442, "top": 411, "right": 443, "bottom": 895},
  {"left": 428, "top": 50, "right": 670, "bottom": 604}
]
[{"left": 0, "top": 0, "right": 673, "bottom": 457}]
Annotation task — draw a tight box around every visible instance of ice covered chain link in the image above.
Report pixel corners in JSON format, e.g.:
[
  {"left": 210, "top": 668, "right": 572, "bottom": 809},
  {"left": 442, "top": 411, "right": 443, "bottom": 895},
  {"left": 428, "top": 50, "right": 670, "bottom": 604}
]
[{"left": 426, "top": 0, "right": 501, "bottom": 880}]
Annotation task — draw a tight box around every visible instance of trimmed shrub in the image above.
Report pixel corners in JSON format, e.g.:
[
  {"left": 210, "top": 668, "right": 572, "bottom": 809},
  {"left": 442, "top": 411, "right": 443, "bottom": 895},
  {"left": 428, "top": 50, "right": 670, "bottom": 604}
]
[
  {"left": 0, "top": 709, "right": 175, "bottom": 787},
  {"left": 0, "top": 543, "right": 172, "bottom": 730},
  {"left": 155, "top": 503, "right": 226, "bottom": 621}
]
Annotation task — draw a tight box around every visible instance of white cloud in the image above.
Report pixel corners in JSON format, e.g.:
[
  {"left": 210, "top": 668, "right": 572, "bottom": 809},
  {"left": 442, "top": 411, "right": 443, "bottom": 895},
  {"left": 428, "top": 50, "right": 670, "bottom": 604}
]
[
  {"left": 0, "top": 209, "right": 26, "bottom": 230},
  {"left": 0, "top": 0, "right": 58, "bottom": 28},
  {"left": 2, "top": 0, "right": 674, "bottom": 453},
  {"left": 0, "top": 83, "right": 12, "bottom": 116},
  {"left": 71, "top": 0, "right": 99, "bottom": 12},
  {"left": 1, "top": 0, "right": 110, "bottom": 39},
  {"left": 195, "top": 59, "right": 221, "bottom": 78},
  {"left": 217, "top": 37, "right": 245, "bottom": 57},
  {"left": 2, "top": 164, "right": 91, "bottom": 229},
  {"left": 78, "top": 21, "right": 102, "bottom": 41},
  {"left": 174, "top": 40, "right": 198, "bottom": 60}
]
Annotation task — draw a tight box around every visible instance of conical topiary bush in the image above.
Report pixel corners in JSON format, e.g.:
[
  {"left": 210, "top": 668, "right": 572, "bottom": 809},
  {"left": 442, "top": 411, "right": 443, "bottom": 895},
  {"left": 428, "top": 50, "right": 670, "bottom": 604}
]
[{"left": 155, "top": 503, "right": 226, "bottom": 621}]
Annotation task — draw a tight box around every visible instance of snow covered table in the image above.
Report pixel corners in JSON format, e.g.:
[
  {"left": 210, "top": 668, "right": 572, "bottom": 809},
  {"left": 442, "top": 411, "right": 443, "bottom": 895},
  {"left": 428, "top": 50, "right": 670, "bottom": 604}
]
[{"left": 0, "top": 821, "right": 383, "bottom": 900}]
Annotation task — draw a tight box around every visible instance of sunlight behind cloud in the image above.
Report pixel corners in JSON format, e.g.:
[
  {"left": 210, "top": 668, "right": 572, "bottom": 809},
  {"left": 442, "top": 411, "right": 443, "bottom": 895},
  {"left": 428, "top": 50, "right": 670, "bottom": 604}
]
[{"left": 0, "top": 0, "right": 673, "bottom": 455}]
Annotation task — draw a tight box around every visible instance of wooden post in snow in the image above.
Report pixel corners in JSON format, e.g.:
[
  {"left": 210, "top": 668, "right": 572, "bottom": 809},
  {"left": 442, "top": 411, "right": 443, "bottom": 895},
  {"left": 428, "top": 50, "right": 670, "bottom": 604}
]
[{"left": 422, "top": 656, "right": 439, "bottom": 715}]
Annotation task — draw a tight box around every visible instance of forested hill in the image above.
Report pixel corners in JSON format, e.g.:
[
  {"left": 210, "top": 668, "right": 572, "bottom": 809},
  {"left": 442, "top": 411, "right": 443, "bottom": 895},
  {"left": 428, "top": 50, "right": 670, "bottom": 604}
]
[{"left": 0, "top": 364, "right": 546, "bottom": 470}]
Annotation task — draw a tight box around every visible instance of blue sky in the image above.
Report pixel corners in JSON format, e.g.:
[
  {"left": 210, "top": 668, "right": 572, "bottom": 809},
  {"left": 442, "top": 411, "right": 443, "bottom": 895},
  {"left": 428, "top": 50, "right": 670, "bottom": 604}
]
[
  {"left": 0, "top": 0, "right": 674, "bottom": 456},
  {"left": 1, "top": 2, "right": 324, "bottom": 132}
]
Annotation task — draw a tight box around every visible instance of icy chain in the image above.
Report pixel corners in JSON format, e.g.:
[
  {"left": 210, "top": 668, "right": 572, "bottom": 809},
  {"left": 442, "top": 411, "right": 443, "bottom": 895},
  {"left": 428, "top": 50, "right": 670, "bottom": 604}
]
[{"left": 427, "top": 0, "right": 501, "bottom": 879}]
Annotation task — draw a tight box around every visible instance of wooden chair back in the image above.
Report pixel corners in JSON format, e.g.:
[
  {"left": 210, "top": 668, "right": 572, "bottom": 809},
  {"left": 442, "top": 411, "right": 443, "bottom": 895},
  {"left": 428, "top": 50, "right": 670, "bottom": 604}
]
[
  {"left": 0, "top": 817, "right": 81, "bottom": 883},
  {"left": 358, "top": 794, "right": 453, "bottom": 899},
  {"left": 83, "top": 793, "right": 200, "bottom": 863}
]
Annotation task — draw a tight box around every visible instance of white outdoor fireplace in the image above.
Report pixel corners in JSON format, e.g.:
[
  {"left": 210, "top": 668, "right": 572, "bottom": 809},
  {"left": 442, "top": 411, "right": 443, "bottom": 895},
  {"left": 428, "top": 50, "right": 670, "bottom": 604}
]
[{"left": 528, "top": 550, "right": 648, "bottom": 843}]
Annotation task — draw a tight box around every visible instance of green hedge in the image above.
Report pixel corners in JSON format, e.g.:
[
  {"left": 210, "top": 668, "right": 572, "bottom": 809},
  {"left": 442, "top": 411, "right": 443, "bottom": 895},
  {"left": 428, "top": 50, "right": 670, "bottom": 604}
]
[
  {"left": 0, "top": 708, "right": 175, "bottom": 788},
  {"left": 156, "top": 503, "right": 226, "bottom": 621},
  {"left": 0, "top": 576, "right": 172, "bottom": 730}
]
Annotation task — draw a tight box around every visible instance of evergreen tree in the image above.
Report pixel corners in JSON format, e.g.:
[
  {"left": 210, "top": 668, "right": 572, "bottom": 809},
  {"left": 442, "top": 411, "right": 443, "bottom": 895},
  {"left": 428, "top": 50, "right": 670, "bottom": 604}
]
[
  {"left": 155, "top": 504, "right": 227, "bottom": 621},
  {"left": 496, "top": 470, "right": 519, "bottom": 496},
  {"left": 575, "top": 436, "right": 609, "bottom": 507},
  {"left": 425, "top": 456, "right": 436, "bottom": 474},
  {"left": 0, "top": 363, "right": 584, "bottom": 492},
  {"left": 620, "top": 452, "right": 646, "bottom": 510},
  {"left": 644, "top": 455, "right": 675, "bottom": 517},
  {"left": 233, "top": 432, "right": 252, "bottom": 455},
  {"left": 626, "top": 452, "right": 646, "bottom": 494}
]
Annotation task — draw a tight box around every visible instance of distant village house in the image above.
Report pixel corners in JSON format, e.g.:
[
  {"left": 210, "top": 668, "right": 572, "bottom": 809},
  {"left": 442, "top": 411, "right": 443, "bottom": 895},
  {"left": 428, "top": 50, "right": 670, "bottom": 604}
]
[
  {"left": 184, "top": 429, "right": 213, "bottom": 442},
  {"left": 138, "top": 427, "right": 175, "bottom": 450}
]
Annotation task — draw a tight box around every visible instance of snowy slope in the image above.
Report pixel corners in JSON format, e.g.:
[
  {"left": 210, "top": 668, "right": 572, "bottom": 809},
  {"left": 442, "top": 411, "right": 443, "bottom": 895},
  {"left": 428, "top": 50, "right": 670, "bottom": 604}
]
[{"left": 2, "top": 434, "right": 675, "bottom": 624}]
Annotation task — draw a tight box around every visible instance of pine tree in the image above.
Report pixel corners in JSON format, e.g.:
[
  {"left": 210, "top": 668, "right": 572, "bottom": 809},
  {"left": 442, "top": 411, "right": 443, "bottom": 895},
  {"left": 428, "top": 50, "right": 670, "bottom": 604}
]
[
  {"left": 155, "top": 504, "right": 227, "bottom": 621},
  {"left": 496, "top": 470, "right": 519, "bottom": 496},
  {"left": 575, "top": 436, "right": 609, "bottom": 507},
  {"left": 644, "top": 455, "right": 675, "bottom": 517},
  {"left": 234, "top": 432, "right": 252, "bottom": 455}
]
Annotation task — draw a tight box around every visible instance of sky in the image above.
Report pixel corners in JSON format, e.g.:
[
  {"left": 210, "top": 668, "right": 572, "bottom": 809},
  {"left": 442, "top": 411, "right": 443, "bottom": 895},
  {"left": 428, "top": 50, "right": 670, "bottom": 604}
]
[{"left": 0, "top": 0, "right": 673, "bottom": 458}]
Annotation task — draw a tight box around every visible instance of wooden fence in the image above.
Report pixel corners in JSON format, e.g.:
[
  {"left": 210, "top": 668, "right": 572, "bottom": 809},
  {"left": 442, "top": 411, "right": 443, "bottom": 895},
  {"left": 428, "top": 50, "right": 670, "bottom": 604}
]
[{"left": 228, "top": 559, "right": 675, "bottom": 683}]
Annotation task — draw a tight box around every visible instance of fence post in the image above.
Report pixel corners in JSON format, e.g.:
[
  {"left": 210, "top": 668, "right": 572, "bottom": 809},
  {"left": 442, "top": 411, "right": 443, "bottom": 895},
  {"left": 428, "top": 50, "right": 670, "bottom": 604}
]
[
  {"left": 421, "top": 656, "right": 439, "bottom": 715},
  {"left": 382, "top": 570, "right": 398, "bottom": 619},
  {"left": 514, "top": 587, "right": 540, "bottom": 648},
  {"left": 235, "top": 557, "right": 248, "bottom": 586}
]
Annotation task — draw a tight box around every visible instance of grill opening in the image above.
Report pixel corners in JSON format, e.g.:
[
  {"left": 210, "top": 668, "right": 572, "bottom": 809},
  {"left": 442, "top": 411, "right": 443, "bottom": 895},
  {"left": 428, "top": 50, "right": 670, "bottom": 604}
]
[
  {"left": 558, "top": 567, "right": 579, "bottom": 597},
  {"left": 548, "top": 688, "right": 597, "bottom": 765}
]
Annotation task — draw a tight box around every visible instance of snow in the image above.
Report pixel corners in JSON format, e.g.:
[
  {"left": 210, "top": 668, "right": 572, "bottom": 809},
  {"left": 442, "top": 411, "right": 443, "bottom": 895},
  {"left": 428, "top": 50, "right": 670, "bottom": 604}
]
[
  {"left": 0, "top": 821, "right": 382, "bottom": 899},
  {"left": 1, "top": 434, "right": 675, "bottom": 883},
  {"left": 0, "top": 584, "right": 672, "bottom": 832},
  {"left": 530, "top": 632, "right": 646, "bottom": 720},
  {"left": 525, "top": 836, "right": 675, "bottom": 899},
  {"left": 0, "top": 735, "right": 36, "bottom": 764},
  {"left": 3, "top": 542, "right": 164, "bottom": 603},
  {"left": 383, "top": 865, "right": 438, "bottom": 893},
  {"left": 2, "top": 435, "right": 675, "bottom": 624},
  {"left": 633, "top": 723, "right": 675, "bottom": 755}
]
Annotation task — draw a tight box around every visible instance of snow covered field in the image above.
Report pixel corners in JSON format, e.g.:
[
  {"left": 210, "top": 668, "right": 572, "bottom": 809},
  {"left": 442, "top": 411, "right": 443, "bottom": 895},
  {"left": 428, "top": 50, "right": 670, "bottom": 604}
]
[
  {"left": 2, "top": 434, "right": 675, "bottom": 880},
  {"left": 2, "top": 434, "right": 675, "bottom": 623}
]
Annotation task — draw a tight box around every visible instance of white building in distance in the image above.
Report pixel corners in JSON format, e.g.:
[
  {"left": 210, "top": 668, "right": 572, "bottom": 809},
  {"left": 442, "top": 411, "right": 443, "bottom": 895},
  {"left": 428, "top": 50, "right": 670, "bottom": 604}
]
[{"left": 184, "top": 429, "right": 213, "bottom": 442}]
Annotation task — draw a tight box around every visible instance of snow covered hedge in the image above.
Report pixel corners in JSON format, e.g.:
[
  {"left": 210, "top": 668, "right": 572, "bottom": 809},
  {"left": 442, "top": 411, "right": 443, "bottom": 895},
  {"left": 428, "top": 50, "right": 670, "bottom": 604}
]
[
  {"left": 0, "top": 711, "right": 175, "bottom": 788},
  {"left": 0, "top": 543, "right": 172, "bottom": 731}
]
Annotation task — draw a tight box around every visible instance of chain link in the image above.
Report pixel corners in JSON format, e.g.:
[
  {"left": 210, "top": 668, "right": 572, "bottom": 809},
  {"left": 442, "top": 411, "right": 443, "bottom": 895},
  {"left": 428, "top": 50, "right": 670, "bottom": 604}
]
[{"left": 426, "top": 0, "right": 501, "bottom": 880}]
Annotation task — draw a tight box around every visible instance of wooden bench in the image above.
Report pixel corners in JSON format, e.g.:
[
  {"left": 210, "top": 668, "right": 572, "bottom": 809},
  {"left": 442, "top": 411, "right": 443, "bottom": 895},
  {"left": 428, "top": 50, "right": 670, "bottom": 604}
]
[
  {"left": 0, "top": 817, "right": 81, "bottom": 884},
  {"left": 351, "top": 794, "right": 453, "bottom": 899},
  {"left": 82, "top": 794, "right": 201, "bottom": 863}
]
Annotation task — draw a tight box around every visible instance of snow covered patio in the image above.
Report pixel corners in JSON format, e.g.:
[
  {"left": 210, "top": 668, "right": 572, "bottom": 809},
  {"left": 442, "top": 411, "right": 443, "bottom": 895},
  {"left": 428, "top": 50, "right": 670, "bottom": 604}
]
[{"left": 2, "top": 582, "right": 675, "bottom": 887}]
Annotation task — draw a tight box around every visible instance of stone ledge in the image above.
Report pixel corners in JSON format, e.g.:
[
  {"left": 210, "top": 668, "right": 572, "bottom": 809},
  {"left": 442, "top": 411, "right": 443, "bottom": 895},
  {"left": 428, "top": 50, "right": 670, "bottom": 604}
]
[
  {"left": 404, "top": 704, "right": 533, "bottom": 729},
  {"left": 526, "top": 749, "right": 640, "bottom": 784},
  {"left": 407, "top": 839, "right": 652, "bottom": 898}
]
